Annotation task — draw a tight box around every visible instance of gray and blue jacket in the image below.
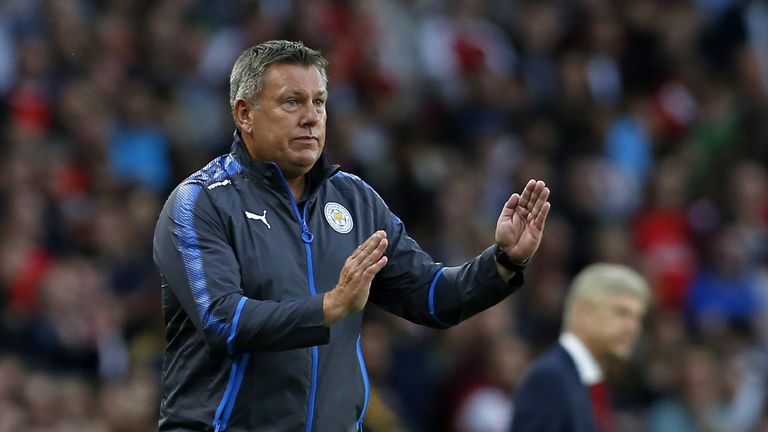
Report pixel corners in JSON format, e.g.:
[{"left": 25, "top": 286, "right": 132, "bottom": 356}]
[{"left": 152, "top": 132, "right": 524, "bottom": 431}]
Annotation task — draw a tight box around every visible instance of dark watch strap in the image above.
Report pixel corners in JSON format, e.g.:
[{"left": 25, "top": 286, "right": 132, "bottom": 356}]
[{"left": 494, "top": 244, "right": 529, "bottom": 272}]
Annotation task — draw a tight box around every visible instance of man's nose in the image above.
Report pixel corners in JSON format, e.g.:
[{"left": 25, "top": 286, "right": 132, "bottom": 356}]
[
  {"left": 299, "top": 103, "right": 320, "bottom": 127},
  {"left": 626, "top": 316, "right": 642, "bottom": 336}
]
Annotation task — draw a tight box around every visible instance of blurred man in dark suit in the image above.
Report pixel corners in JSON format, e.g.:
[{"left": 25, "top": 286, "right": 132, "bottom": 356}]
[{"left": 510, "top": 264, "right": 650, "bottom": 432}]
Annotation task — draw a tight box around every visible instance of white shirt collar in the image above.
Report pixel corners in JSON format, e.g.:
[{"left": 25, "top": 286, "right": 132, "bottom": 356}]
[{"left": 559, "top": 332, "right": 604, "bottom": 386}]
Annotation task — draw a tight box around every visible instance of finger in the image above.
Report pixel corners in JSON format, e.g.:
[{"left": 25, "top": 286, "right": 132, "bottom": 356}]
[
  {"left": 361, "top": 231, "right": 386, "bottom": 253},
  {"left": 363, "top": 256, "right": 388, "bottom": 279},
  {"left": 530, "top": 186, "right": 550, "bottom": 219},
  {"left": 525, "top": 181, "right": 546, "bottom": 211},
  {"left": 534, "top": 201, "right": 551, "bottom": 230},
  {"left": 364, "top": 238, "right": 388, "bottom": 266},
  {"left": 348, "top": 230, "right": 384, "bottom": 264},
  {"left": 347, "top": 243, "right": 366, "bottom": 265},
  {"left": 352, "top": 231, "right": 387, "bottom": 268},
  {"left": 503, "top": 193, "right": 520, "bottom": 210},
  {"left": 517, "top": 179, "right": 536, "bottom": 208},
  {"left": 350, "top": 234, "right": 376, "bottom": 259}
]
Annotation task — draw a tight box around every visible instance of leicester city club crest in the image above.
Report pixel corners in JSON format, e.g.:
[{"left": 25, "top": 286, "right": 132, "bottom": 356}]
[{"left": 324, "top": 202, "right": 353, "bottom": 234}]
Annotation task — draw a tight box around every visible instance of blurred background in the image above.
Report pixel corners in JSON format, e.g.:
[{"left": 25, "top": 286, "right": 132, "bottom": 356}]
[{"left": 1, "top": 0, "right": 768, "bottom": 431}]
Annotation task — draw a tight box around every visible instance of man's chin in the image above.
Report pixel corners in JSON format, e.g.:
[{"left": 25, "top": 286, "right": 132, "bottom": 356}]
[
  {"left": 293, "top": 148, "right": 321, "bottom": 162},
  {"left": 296, "top": 155, "right": 321, "bottom": 171},
  {"left": 610, "top": 345, "right": 635, "bottom": 362},
  {"left": 279, "top": 155, "right": 320, "bottom": 178}
]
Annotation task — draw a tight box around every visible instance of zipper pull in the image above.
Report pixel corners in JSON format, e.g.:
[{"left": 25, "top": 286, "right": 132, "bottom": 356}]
[
  {"left": 301, "top": 222, "right": 314, "bottom": 244},
  {"left": 300, "top": 202, "right": 314, "bottom": 244}
]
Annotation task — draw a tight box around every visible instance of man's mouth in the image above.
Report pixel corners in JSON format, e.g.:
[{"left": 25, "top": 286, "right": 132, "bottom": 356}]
[{"left": 294, "top": 135, "right": 318, "bottom": 142}]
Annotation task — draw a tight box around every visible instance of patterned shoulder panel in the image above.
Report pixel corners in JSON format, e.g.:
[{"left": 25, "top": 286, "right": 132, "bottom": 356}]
[{"left": 182, "top": 154, "right": 244, "bottom": 190}]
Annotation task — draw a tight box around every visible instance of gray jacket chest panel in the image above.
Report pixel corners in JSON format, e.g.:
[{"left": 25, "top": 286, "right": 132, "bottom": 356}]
[{"left": 214, "top": 175, "right": 377, "bottom": 301}]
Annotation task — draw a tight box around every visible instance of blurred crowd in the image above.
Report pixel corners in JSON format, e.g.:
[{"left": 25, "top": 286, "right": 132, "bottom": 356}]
[{"left": 1, "top": 0, "right": 768, "bottom": 431}]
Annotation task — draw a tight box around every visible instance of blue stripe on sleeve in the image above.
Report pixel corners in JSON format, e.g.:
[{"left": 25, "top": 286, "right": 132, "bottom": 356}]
[
  {"left": 227, "top": 297, "right": 248, "bottom": 356},
  {"left": 172, "top": 182, "right": 228, "bottom": 335},
  {"left": 428, "top": 267, "right": 451, "bottom": 327}
]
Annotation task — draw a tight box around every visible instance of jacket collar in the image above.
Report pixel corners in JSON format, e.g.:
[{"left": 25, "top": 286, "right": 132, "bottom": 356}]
[
  {"left": 230, "top": 130, "right": 340, "bottom": 195},
  {"left": 559, "top": 332, "right": 604, "bottom": 386}
]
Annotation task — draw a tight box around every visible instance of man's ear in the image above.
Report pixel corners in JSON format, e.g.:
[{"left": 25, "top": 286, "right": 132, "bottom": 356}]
[
  {"left": 234, "top": 99, "right": 254, "bottom": 133},
  {"left": 570, "top": 298, "right": 591, "bottom": 331}
]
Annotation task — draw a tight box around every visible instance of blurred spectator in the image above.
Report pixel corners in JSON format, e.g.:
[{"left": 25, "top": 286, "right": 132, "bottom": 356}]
[
  {"left": 648, "top": 345, "right": 744, "bottom": 432},
  {"left": 634, "top": 156, "right": 697, "bottom": 311},
  {"left": 361, "top": 317, "right": 408, "bottom": 432},
  {"left": 450, "top": 334, "right": 529, "bottom": 432},
  {"left": 510, "top": 263, "right": 651, "bottom": 432},
  {"left": 686, "top": 226, "right": 761, "bottom": 340}
]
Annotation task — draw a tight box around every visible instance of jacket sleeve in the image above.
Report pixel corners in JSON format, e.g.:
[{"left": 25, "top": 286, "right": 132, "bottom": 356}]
[
  {"left": 368, "top": 195, "right": 523, "bottom": 328},
  {"left": 153, "top": 182, "right": 329, "bottom": 355}
]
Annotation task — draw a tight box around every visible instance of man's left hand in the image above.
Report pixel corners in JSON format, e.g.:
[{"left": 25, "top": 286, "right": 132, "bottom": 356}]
[{"left": 495, "top": 179, "right": 550, "bottom": 265}]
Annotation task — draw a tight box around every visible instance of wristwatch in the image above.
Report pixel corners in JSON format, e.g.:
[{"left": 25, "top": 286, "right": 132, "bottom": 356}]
[{"left": 494, "top": 244, "right": 529, "bottom": 273}]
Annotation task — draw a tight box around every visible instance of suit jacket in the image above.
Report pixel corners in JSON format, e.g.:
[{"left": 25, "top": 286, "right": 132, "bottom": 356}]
[{"left": 510, "top": 343, "right": 598, "bottom": 432}]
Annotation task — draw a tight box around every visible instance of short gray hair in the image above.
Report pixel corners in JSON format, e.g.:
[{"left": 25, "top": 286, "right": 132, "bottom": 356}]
[
  {"left": 229, "top": 40, "right": 328, "bottom": 122},
  {"left": 563, "top": 263, "right": 650, "bottom": 329}
]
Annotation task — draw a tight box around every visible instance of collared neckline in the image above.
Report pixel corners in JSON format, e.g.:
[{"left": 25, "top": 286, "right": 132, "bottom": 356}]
[
  {"left": 559, "top": 332, "right": 604, "bottom": 386},
  {"left": 229, "top": 130, "right": 340, "bottom": 195}
]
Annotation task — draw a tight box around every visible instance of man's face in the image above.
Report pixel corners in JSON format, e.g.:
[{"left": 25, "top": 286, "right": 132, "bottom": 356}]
[
  {"left": 580, "top": 292, "right": 647, "bottom": 362},
  {"left": 242, "top": 63, "right": 327, "bottom": 179}
]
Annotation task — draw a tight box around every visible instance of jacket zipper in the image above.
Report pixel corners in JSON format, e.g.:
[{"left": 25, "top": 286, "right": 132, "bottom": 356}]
[
  {"left": 212, "top": 296, "right": 253, "bottom": 431},
  {"left": 212, "top": 353, "right": 251, "bottom": 432},
  {"left": 274, "top": 165, "right": 319, "bottom": 432}
]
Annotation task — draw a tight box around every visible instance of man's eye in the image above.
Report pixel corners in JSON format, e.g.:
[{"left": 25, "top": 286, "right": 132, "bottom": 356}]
[
  {"left": 286, "top": 99, "right": 298, "bottom": 106},
  {"left": 313, "top": 99, "right": 326, "bottom": 106}
]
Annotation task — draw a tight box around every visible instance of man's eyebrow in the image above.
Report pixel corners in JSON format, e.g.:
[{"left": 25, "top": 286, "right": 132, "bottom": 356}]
[
  {"left": 281, "top": 88, "right": 308, "bottom": 97},
  {"left": 277, "top": 88, "right": 327, "bottom": 99},
  {"left": 281, "top": 88, "right": 326, "bottom": 95}
]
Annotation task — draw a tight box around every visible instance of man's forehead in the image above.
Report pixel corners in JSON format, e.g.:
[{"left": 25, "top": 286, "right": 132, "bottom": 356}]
[
  {"left": 264, "top": 63, "right": 326, "bottom": 92},
  {"left": 605, "top": 291, "right": 647, "bottom": 310}
]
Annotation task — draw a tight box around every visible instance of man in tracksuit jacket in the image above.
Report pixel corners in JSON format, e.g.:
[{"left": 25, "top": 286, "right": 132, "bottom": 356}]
[{"left": 153, "top": 40, "right": 551, "bottom": 432}]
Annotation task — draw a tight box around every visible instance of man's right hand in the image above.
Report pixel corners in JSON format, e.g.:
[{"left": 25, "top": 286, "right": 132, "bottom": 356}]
[{"left": 323, "top": 230, "right": 388, "bottom": 325}]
